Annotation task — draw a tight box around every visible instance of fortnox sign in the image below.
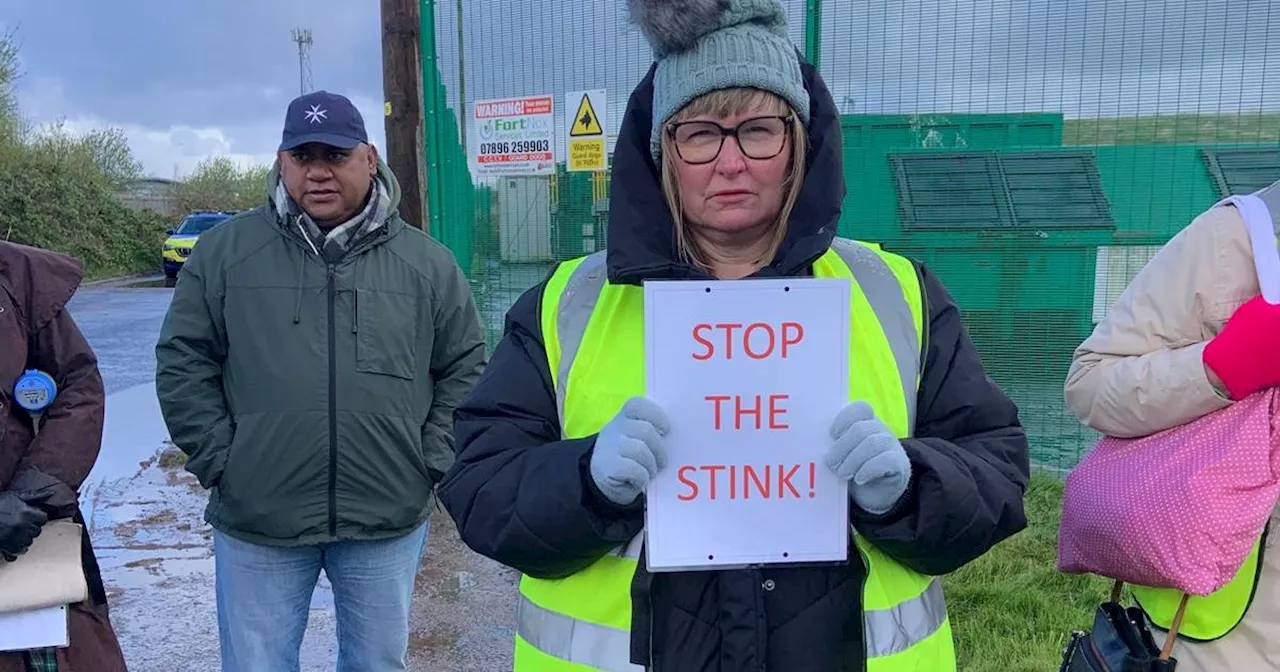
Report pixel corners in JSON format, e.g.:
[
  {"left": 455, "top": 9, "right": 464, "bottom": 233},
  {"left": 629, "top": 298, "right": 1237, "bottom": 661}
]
[{"left": 473, "top": 95, "right": 556, "bottom": 176}]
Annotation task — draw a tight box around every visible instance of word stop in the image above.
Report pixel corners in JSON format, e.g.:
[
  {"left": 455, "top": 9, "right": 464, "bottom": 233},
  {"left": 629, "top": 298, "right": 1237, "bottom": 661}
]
[{"left": 691, "top": 321, "right": 805, "bottom": 360}]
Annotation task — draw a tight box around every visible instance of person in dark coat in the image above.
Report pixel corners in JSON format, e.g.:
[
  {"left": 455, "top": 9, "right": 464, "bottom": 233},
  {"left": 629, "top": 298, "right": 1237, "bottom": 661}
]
[
  {"left": 154, "top": 90, "right": 487, "bottom": 671},
  {"left": 438, "top": 0, "right": 1032, "bottom": 669},
  {"left": 0, "top": 241, "right": 128, "bottom": 672}
]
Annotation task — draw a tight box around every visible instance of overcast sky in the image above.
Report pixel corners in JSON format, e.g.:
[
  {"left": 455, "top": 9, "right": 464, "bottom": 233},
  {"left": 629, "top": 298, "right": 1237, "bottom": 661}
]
[{"left": 2, "top": 0, "right": 1275, "bottom": 179}]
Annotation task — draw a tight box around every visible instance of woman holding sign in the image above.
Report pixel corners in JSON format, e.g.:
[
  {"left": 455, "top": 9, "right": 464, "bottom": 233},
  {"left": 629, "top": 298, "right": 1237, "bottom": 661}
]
[{"left": 438, "top": 0, "right": 1031, "bottom": 669}]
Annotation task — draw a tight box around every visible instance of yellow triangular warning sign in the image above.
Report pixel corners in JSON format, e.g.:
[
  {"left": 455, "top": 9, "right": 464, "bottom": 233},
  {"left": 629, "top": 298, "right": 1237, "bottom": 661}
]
[{"left": 570, "top": 93, "right": 603, "bottom": 137}]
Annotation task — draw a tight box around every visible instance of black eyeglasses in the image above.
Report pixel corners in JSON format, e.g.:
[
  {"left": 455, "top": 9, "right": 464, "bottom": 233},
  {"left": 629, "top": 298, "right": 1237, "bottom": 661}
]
[{"left": 666, "top": 115, "right": 793, "bottom": 165}]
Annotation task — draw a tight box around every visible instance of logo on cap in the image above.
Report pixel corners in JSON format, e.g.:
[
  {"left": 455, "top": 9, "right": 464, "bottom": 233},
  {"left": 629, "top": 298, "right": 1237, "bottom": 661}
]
[
  {"left": 304, "top": 104, "right": 328, "bottom": 124},
  {"left": 279, "top": 90, "right": 369, "bottom": 152}
]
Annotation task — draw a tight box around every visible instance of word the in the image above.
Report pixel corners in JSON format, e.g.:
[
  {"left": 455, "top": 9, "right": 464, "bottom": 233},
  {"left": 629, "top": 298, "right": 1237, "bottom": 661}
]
[
  {"left": 676, "top": 462, "right": 817, "bottom": 501},
  {"left": 691, "top": 321, "right": 804, "bottom": 360},
  {"left": 705, "top": 394, "right": 789, "bottom": 430}
]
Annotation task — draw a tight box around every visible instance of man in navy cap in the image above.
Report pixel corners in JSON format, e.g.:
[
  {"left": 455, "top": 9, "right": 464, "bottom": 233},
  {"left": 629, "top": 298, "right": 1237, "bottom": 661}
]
[
  {"left": 155, "top": 90, "right": 486, "bottom": 670},
  {"left": 275, "top": 90, "right": 381, "bottom": 241}
]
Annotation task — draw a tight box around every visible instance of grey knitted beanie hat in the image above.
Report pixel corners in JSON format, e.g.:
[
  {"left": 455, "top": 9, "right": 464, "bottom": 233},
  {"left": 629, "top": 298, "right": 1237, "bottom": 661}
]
[{"left": 627, "top": 0, "right": 810, "bottom": 163}]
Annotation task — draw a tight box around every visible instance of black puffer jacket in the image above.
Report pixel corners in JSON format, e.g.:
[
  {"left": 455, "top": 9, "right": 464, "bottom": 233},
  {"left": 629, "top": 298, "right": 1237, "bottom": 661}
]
[{"left": 439, "top": 51, "right": 1031, "bottom": 671}]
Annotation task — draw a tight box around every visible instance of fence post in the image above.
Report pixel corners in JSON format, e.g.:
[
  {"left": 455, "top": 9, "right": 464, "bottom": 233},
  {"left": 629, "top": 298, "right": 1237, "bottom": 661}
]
[
  {"left": 418, "top": 0, "right": 443, "bottom": 237},
  {"left": 455, "top": 0, "right": 467, "bottom": 158},
  {"left": 804, "top": 0, "right": 821, "bottom": 68},
  {"left": 380, "top": 0, "right": 427, "bottom": 232}
]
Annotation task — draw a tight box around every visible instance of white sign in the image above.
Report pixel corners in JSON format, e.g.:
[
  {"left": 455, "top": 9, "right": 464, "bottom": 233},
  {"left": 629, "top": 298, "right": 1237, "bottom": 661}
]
[
  {"left": 473, "top": 95, "right": 556, "bottom": 175},
  {"left": 0, "top": 606, "right": 68, "bottom": 652},
  {"left": 643, "top": 277, "right": 852, "bottom": 572},
  {"left": 565, "top": 89, "right": 606, "bottom": 172}
]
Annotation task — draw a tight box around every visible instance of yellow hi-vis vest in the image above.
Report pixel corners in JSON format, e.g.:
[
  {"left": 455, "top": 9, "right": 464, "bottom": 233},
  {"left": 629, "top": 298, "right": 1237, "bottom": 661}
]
[
  {"left": 513, "top": 237, "right": 956, "bottom": 671},
  {"left": 1131, "top": 180, "right": 1280, "bottom": 642},
  {"left": 1132, "top": 538, "right": 1266, "bottom": 641}
]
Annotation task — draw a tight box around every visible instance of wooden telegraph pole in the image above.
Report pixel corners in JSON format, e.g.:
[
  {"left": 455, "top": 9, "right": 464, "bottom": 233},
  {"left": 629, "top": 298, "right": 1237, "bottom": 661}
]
[{"left": 380, "top": 0, "right": 428, "bottom": 232}]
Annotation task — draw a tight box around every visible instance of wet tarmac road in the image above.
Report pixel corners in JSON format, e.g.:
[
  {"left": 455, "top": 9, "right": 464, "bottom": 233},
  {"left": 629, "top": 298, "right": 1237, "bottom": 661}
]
[{"left": 67, "top": 277, "right": 175, "bottom": 394}]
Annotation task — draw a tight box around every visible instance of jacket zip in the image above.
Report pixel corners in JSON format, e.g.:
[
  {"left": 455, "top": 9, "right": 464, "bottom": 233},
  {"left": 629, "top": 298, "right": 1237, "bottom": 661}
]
[
  {"left": 754, "top": 567, "right": 768, "bottom": 672},
  {"left": 856, "top": 538, "right": 871, "bottom": 672},
  {"left": 326, "top": 262, "right": 339, "bottom": 537},
  {"left": 648, "top": 578, "right": 656, "bottom": 672},
  {"left": 282, "top": 213, "right": 392, "bottom": 540}
]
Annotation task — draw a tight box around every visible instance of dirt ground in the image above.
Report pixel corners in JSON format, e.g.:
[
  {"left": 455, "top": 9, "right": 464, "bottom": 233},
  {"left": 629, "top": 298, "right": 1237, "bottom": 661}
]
[{"left": 88, "top": 444, "right": 519, "bottom": 671}]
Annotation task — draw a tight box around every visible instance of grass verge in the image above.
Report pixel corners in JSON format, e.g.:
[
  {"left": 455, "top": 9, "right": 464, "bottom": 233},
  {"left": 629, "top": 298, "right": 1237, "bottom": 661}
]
[
  {"left": 1064, "top": 112, "right": 1280, "bottom": 145},
  {"left": 948, "top": 472, "right": 1110, "bottom": 671}
]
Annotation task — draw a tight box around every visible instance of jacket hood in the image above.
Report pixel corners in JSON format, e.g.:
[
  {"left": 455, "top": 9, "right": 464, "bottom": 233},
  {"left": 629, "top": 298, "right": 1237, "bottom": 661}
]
[
  {"left": 264, "top": 153, "right": 404, "bottom": 230},
  {"left": 0, "top": 241, "right": 83, "bottom": 333},
  {"left": 605, "top": 48, "right": 845, "bottom": 284}
]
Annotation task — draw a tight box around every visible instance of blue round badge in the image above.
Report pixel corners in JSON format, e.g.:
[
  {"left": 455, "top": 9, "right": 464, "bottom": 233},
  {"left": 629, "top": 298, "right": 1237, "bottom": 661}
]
[{"left": 13, "top": 369, "right": 57, "bottom": 412}]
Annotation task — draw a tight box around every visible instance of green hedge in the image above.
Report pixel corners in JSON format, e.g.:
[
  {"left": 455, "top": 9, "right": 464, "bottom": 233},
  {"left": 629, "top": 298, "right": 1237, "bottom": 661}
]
[{"left": 0, "top": 148, "right": 170, "bottom": 280}]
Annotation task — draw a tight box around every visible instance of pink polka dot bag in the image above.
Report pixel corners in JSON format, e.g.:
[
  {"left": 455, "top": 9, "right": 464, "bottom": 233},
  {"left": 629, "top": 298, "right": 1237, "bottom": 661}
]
[
  {"left": 1057, "top": 387, "right": 1280, "bottom": 596},
  {"left": 1058, "top": 192, "right": 1280, "bottom": 597}
]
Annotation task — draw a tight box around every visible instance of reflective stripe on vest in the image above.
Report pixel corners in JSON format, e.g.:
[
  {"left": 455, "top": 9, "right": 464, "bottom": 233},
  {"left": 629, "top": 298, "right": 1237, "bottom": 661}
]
[
  {"left": 520, "top": 239, "right": 954, "bottom": 670},
  {"left": 1132, "top": 180, "right": 1280, "bottom": 641},
  {"left": 516, "top": 593, "right": 642, "bottom": 671},
  {"left": 516, "top": 564, "right": 950, "bottom": 669}
]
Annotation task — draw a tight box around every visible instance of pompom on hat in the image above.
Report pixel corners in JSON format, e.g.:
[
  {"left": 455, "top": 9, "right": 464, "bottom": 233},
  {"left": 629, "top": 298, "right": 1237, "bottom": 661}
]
[{"left": 626, "top": 0, "right": 810, "bottom": 162}]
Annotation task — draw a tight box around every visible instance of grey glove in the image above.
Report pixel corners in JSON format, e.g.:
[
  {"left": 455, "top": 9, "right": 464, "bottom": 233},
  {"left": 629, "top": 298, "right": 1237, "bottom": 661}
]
[
  {"left": 825, "top": 401, "right": 912, "bottom": 515},
  {"left": 589, "top": 396, "right": 671, "bottom": 505}
]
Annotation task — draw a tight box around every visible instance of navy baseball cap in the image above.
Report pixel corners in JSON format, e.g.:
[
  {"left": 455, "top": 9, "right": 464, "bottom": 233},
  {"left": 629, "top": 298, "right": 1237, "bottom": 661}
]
[{"left": 278, "top": 90, "right": 369, "bottom": 151}]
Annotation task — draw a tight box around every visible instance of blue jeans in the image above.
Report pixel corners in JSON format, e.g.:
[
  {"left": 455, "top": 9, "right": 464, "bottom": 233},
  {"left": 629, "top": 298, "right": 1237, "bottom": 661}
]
[{"left": 212, "top": 519, "right": 430, "bottom": 672}]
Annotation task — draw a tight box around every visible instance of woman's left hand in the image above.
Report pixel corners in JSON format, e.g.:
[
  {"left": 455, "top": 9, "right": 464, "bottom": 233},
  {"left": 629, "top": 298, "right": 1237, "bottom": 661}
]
[{"left": 824, "top": 401, "right": 912, "bottom": 515}]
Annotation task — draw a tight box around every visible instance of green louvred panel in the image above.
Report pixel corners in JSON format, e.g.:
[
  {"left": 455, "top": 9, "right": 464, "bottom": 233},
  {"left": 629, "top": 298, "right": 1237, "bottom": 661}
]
[
  {"left": 998, "top": 150, "right": 1115, "bottom": 230},
  {"left": 1200, "top": 147, "right": 1280, "bottom": 197},
  {"left": 888, "top": 149, "right": 1114, "bottom": 231},
  {"left": 887, "top": 151, "right": 1012, "bottom": 229}
]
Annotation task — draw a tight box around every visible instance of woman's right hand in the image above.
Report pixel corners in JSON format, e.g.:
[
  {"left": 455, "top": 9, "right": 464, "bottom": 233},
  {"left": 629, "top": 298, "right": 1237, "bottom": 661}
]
[
  {"left": 590, "top": 396, "right": 672, "bottom": 505},
  {"left": 1203, "top": 294, "right": 1280, "bottom": 400}
]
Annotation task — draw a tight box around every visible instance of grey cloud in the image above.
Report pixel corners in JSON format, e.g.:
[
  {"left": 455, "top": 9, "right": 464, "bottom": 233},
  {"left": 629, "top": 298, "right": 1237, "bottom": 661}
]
[
  {"left": 6, "top": 0, "right": 383, "bottom": 129},
  {"left": 817, "top": 0, "right": 1278, "bottom": 116},
  {"left": 4, "top": 0, "right": 1278, "bottom": 178}
]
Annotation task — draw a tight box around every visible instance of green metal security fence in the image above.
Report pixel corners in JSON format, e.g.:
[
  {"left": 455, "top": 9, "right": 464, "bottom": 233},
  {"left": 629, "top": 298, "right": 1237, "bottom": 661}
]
[{"left": 418, "top": 0, "right": 1280, "bottom": 474}]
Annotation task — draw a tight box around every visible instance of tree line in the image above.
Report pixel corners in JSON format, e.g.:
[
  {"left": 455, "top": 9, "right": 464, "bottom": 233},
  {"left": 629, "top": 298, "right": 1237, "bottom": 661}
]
[{"left": 0, "top": 30, "right": 272, "bottom": 279}]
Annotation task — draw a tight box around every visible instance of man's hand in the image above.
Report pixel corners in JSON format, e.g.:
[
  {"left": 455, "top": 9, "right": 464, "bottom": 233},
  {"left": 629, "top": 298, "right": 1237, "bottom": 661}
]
[{"left": 0, "top": 492, "right": 48, "bottom": 562}]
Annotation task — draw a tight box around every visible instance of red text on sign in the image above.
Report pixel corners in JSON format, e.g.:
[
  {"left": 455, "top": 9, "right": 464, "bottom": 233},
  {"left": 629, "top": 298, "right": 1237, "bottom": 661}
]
[
  {"left": 704, "top": 394, "right": 789, "bottom": 430},
  {"left": 676, "top": 462, "right": 817, "bottom": 501},
  {"left": 691, "top": 322, "right": 804, "bottom": 360}
]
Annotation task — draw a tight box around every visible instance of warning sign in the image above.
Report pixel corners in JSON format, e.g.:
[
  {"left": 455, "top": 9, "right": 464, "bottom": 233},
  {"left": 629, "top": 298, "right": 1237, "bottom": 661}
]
[
  {"left": 473, "top": 94, "right": 556, "bottom": 176},
  {"left": 565, "top": 89, "right": 606, "bottom": 172},
  {"left": 570, "top": 93, "right": 603, "bottom": 136},
  {"left": 569, "top": 138, "right": 605, "bottom": 172}
]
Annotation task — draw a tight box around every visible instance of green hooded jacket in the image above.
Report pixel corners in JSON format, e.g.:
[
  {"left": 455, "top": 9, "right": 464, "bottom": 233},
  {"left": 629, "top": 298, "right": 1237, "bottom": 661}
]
[{"left": 154, "top": 159, "right": 486, "bottom": 547}]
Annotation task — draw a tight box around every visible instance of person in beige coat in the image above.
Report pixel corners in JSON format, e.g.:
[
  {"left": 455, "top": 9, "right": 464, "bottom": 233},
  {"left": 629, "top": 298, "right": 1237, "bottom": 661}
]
[{"left": 1064, "top": 180, "right": 1280, "bottom": 669}]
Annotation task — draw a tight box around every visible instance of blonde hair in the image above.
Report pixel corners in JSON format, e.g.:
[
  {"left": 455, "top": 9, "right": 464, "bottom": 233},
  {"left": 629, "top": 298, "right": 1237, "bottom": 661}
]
[{"left": 659, "top": 87, "right": 809, "bottom": 273}]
